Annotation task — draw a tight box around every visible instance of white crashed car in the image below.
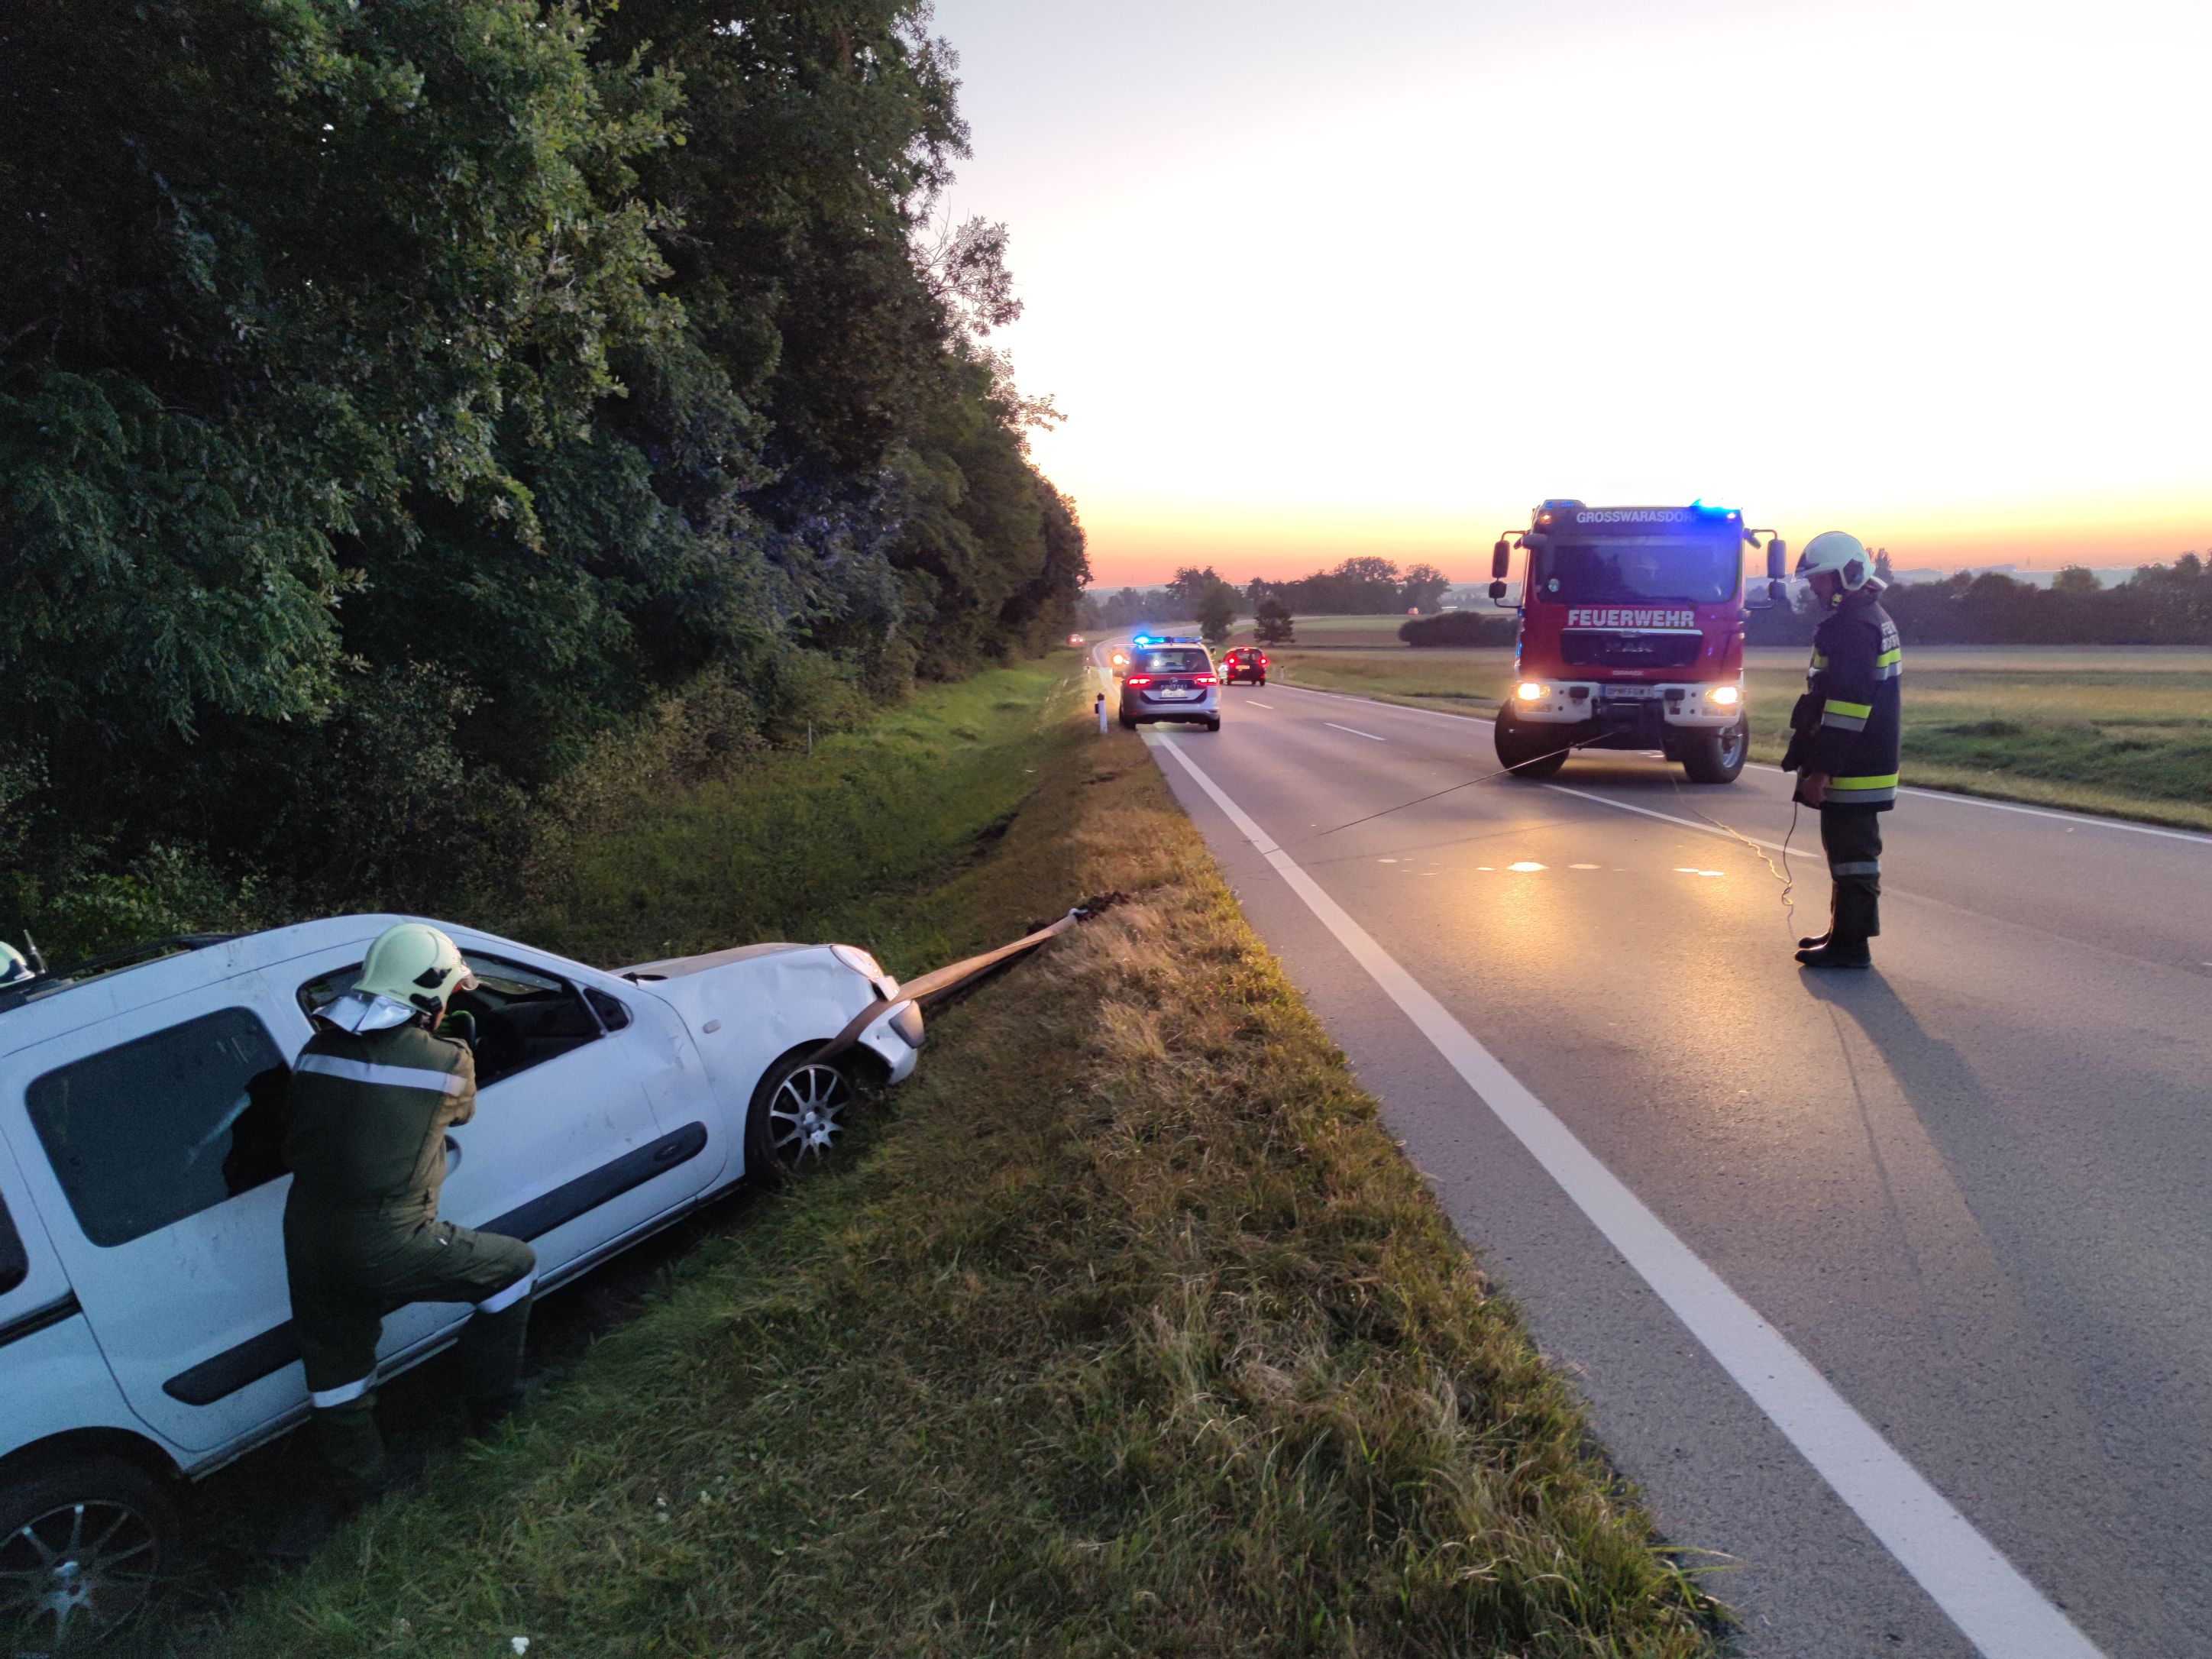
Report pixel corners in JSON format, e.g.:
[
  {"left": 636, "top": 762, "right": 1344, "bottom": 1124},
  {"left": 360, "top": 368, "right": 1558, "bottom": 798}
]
[{"left": 0, "top": 915, "right": 922, "bottom": 1646}]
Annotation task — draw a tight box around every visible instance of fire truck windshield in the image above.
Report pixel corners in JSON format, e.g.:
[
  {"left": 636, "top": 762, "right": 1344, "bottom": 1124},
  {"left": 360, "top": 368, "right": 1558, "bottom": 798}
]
[{"left": 1531, "top": 536, "right": 1740, "bottom": 606}]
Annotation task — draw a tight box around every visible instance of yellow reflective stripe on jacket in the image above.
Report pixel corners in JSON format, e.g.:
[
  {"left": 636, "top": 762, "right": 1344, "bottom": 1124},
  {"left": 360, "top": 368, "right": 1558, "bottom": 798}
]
[
  {"left": 1874, "top": 648, "right": 1900, "bottom": 667},
  {"left": 1828, "top": 773, "right": 1900, "bottom": 792},
  {"left": 1825, "top": 698, "right": 1873, "bottom": 720},
  {"left": 1809, "top": 650, "right": 1829, "bottom": 669}
]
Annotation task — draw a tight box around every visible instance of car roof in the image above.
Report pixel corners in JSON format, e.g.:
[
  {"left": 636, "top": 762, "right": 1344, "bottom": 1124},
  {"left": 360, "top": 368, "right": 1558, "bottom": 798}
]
[{"left": 0, "top": 914, "right": 425, "bottom": 1058}]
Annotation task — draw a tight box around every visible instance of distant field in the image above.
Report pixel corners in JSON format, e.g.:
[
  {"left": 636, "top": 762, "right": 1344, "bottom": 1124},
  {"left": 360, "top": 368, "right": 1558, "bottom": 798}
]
[{"left": 1262, "top": 636, "right": 2212, "bottom": 832}]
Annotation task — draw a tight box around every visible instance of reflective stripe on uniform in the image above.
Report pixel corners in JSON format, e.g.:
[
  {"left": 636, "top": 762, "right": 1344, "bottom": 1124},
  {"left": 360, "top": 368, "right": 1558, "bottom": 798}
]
[
  {"left": 1828, "top": 772, "right": 1898, "bottom": 804},
  {"left": 1874, "top": 648, "right": 1902, "bottom": 681},
  {"left": 1830, "top": 860, "right": 1881, "bottom": 876},
  {"left": 476, "top": 1272, "right": 535, "bottom": 1315},
  {"left": 311, "top": 1375, "right": 373, "bottom": 1409},
  {"left": 1809, "top": 650, "right": 1829, "bottom": 669},
  {"left": 297, "top": 1053, "right": 466, "bottom": 1096},
  {"left": 1822, "top": 711, "right": 1868, "bottom": 730}
]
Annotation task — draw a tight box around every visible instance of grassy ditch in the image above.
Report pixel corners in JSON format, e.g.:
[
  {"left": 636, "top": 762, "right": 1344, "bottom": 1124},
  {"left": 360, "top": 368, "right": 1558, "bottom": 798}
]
[
  {"left": 1260, "top": 638, "right": 2212, "bottom": 832},
  {"left": 214, "top": 679, "right": 1721, "bottom": 1654}
]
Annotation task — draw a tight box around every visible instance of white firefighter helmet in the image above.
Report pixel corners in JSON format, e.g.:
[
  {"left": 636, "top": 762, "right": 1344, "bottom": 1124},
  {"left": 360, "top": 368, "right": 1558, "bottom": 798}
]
[
  {"left": 319, "top": 922, "right": 479, "bottom": 1033},
  {"left": 1795, "top": 531, "right": 1881, "bottom": 593}
]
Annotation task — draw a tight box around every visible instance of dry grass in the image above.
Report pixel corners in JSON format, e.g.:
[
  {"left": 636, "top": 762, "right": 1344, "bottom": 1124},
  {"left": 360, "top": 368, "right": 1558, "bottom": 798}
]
[{"left": 212, "top": 685, "right": 1722, "bottom": 1657}]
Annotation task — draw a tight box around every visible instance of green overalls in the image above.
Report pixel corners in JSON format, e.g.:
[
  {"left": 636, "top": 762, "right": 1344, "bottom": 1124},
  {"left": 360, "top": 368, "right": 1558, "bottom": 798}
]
[{"left": 282, "top": 1020, "right": 535, "bottom": 1485}]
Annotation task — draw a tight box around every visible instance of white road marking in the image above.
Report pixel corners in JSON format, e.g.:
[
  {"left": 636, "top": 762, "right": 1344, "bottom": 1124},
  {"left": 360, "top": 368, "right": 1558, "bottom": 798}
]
[
  {"left": 1147, "top": 729, "right": 2107, "bottom": 1659},
  {"left": 1246, "top": 700, "right": 1275, "bottom": 709},
  {"left": 1323, "top": 722, "right": 1387, "bottom": 742},
  {"left": 1891, "top": 785, "right": 2211, "bottom": 845},
  {"left": 1540, "top": 781, "right": 1793, "bottom": 855},
  {"left": 1279, "top": 684, "right": 2210, "bottom": 847}
]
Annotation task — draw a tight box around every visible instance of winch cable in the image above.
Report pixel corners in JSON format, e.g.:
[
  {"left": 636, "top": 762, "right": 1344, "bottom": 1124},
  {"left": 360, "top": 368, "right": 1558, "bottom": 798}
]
[
  {"left": 1666, "top": 768, "right": 1806, "bottom": 939},
  {"left": 1293, "top": 720, "right": 1806, "bottom": 938},
  {"left": 1302, "top": 737, "right": 1581, "bottom": 843}
]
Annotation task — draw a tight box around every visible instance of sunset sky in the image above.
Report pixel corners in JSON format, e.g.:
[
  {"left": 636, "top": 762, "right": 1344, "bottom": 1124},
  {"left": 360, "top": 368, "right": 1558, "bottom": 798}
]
[{"left": 927, "top": 0, "right": 2212, "bottom": 589}]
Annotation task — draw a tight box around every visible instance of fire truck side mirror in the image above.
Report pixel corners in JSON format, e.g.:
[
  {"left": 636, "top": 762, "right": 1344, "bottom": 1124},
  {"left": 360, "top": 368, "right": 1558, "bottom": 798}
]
[
  {"left": 1768, "top": 579, "right": 1789, "bottom": 605},
  {"left": 1767, "top": 538, "right": 1787, "bottom": 580},
  {"left": 1487, "top": 580, "right": 1509, "bottom": 603},
  {"left": 1491, "top": 538, "right": 1511, "bottom": 580}
]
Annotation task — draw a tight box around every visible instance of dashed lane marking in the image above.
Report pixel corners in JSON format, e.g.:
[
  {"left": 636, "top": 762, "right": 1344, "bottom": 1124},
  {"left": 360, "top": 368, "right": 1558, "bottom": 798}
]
[
  {"left": 1322, "top": 722, "right": 1387, "bottom": 742},
  {"left": 1148, "top": 729, "right": 2108, "bottom": 1659}
]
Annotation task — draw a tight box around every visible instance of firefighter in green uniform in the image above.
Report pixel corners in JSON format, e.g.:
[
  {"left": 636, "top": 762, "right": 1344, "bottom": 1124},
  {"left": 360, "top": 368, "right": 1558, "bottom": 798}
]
[
  {"left": 282, "top": 922, "right": 537, "bottom": 1498},
  {"left": 1782, "top": 532, "right": 1903, "bottom": 969}
]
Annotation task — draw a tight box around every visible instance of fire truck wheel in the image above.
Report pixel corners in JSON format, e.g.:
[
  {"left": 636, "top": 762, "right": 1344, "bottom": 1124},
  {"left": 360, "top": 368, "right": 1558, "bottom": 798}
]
[
  {"left": 1679, "top": 715, "right": 1750, "bottom": 784},
  {"left": 1495, "top": 708, "right": 1570, "bottom": 778}
]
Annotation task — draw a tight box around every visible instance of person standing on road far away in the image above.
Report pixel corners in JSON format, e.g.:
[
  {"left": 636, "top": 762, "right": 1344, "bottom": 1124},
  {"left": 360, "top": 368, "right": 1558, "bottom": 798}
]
[
  {"left": 281, "top": 922, "right": 537, "bottom": 1511},
  {"left": 1781, "top": 532, "right": 1902, "bottom": 969}
]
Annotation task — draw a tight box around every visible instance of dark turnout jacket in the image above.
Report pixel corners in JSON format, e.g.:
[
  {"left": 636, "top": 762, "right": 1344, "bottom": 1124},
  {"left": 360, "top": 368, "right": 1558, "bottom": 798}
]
[{"left": 1782, "top": 586, "right": 1902, "bottom": 808}]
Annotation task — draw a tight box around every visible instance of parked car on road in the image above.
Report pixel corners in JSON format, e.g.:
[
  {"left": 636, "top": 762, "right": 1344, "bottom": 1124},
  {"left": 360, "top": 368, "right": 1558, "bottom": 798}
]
[
  {"left": 1117, "top": 640, "right": 1220, "bottom": 731},
  {"left": 1220, "top": 648, "right": 1268, "bottom": 685},
  {"left": 0, "top": 918, "right": 923, "bottom": 1648}
]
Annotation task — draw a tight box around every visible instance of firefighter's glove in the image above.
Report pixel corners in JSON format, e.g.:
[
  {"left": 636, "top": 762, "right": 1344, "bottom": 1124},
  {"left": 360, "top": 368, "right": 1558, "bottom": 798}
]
[{"left": 437, "top": 1008, "right": 479, "bottom": 1053}]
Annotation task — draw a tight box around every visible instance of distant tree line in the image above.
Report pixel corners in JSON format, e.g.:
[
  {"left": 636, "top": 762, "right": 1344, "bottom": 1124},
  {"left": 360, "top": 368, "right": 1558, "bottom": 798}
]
[
  {"left": 1, "top": 0, "right": 1086, "bottom": 943},
  {"left": 1747, "top": 555, "right": 2211, "bottom": 646}
]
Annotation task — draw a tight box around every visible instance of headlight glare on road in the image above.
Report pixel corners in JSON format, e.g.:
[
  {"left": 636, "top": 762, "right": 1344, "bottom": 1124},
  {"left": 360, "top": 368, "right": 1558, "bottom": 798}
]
[
  {"left": 1709, "top": 685, "right": 1741, "bottom": 706},
  {"left": 1516, "top": 681, "right": 1546, "bottom": 701}
]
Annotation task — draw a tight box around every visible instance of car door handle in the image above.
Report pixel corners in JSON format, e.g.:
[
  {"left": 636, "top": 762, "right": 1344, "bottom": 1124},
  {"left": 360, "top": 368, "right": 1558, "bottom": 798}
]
[
  {"left": 445, "top": 1133, "right": 463, "bottom": 1173},
  {"left": 652, "top": 1139, "right": 687, "bottom": 1163}
]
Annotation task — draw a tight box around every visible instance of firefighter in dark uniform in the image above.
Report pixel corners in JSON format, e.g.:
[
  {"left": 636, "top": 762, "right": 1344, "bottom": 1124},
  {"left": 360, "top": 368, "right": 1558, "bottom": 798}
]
[
  {"left": 282, "top": 922, "right": 537, "bottom": 1498},
  {"left": 1781, "top": 532, "right": 1902, "bottom": 969}
]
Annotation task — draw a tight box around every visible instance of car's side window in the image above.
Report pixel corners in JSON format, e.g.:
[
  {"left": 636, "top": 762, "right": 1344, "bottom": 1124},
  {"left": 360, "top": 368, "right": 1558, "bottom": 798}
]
[
  {"left": 0, "top": 1193, "right": 27, "bottom": 1295},
  {"left": 296, "top": 951, "right": 606, "bottom": 1088},
  {"left": 24, "top": 1008, "right": 293, "bottom": 1247}
]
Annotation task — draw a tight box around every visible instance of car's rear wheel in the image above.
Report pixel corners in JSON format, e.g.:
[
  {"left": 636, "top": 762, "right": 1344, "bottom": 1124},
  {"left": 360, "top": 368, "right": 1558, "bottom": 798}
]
[
  {"left": 745, "top": 1051, "right": 859, "bottom": 1179},
  {"left": 0, "top": 1454, "right": 176, "bottom": 1651}
]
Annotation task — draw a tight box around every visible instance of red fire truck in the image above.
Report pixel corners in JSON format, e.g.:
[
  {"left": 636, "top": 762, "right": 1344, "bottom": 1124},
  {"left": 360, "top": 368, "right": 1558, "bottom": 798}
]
[{"left": 1486, "top": 500, "right": 1787, "bottom": 784}]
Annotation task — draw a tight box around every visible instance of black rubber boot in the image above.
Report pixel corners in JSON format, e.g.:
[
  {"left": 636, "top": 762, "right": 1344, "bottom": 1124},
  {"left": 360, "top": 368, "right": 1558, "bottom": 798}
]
[
  {"left": 1796, "top": 931, "right": 1831, "bottom": 951},
  {"left": 1795, "top": 942, "right": 1872, "bottom": 969}
]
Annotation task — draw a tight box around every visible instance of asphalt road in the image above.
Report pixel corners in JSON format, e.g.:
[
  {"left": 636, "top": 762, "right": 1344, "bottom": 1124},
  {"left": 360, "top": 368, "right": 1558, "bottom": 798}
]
[{"left": 1100, "top": 651, "right": 2212, "bottom": 1658}]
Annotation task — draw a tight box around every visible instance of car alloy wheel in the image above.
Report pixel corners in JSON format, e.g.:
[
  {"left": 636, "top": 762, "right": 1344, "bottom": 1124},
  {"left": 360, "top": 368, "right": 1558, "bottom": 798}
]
[
  {"left": 2, "top": 1489, "right": 165, "bottom": 1648},
  {"left": 763, "top": 1060, "right": 854, "bottom": 1172}
]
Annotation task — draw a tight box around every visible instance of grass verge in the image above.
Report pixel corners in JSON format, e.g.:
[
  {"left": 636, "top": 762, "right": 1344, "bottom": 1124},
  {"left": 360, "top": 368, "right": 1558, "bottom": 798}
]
[
  {"left": 213, "top": 678, "right": 1722, "bottom": 1655},
  {"left": 1263, "top": 640, "right": 2212, "bottom": 833}
]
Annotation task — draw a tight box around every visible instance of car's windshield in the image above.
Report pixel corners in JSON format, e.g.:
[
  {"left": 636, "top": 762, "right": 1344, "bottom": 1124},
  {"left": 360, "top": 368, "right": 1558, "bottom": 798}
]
[
  {"left": 1134, "top": 648, "right": 1209, "bottom": 674},
  {"left": 1531, "top": 537, "right": 1740, "bottom": 606}
]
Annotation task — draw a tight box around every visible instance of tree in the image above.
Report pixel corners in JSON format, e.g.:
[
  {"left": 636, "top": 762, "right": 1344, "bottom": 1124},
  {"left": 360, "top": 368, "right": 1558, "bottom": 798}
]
[
  {"left": 1402, "top": 562, "right": 1450, "bottom": 613},
  {"left": 1166, "top": 564, "right": 1223, "bottom": 618},
  {"left": 1196, "top": 580, "right": 1239, "bottom": 647},
  {"left": 1254, "top": 597, "right": 1296, "bottom": 644}
]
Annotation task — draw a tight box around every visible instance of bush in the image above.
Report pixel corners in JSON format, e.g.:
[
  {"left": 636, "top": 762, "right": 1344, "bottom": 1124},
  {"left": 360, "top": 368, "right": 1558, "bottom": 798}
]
[{"left": 1399, "top": 610, "right": 1517, "bottom": 647}]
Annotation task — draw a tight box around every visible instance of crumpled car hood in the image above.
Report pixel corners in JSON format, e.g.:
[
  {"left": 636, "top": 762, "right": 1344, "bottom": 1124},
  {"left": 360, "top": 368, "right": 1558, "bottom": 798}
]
[{"left": 617, "top": 941, "right": 807, "bottom": 981}]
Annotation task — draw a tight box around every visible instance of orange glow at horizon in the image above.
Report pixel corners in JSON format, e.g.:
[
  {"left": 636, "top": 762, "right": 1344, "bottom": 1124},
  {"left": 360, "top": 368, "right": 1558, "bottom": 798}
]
[{"left": 934, "top": 0, "right": 2212, "bottom": 595}]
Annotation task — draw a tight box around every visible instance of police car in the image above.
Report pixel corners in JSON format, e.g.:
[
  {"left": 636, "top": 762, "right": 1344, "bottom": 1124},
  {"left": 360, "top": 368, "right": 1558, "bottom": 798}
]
[
  {"left": 1117, "top": 635, "right": 1221, "bottom": 732},
  {"left": 0, "top": 918, "right": 922, "bottom": 1646}
]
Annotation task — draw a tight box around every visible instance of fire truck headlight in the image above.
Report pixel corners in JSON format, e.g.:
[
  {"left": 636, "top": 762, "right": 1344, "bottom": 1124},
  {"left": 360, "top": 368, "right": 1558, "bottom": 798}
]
[
  {"left": 1709, "top": 685, "right": 1741, "bottom": 706},
  {"left": 1516, "top": 681, "right": 1547, "bottom": 702}
]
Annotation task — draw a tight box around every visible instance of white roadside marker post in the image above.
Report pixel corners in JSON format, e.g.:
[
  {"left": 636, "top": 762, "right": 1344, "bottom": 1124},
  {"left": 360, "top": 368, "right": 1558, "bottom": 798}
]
[{"left": 1095, "top": 691, "right": 1108, "bottom": 733}]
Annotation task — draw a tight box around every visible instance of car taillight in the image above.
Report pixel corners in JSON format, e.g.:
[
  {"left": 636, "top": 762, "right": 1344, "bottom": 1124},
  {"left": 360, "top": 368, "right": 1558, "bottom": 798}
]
[
  {"left": 1126, "top": 674, "right": 1153, "bottom": 687},
  {"left": 1194, "top": 674, "right": 1217, "bottom": 684}
]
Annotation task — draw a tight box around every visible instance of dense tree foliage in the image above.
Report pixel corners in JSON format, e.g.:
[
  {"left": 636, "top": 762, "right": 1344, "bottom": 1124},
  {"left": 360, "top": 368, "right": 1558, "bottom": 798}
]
[
  {"left": 1249, "top": 557, "right": 1426, "bottom": 617},
  {"left": 1746, "top": 556, "right": 2211, "bottom": 647},
  {"left": 0, "top": 0, "right": 1083, "bottom": 941}
]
